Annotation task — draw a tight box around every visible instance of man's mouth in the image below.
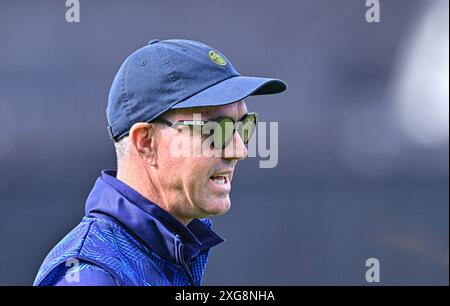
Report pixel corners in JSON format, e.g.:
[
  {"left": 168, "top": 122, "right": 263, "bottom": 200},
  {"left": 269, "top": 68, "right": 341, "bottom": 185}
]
[
  {"left": 210, "top": 175, "right": 228, "bottom": 185},
  {"left": 209, "top": 172, "right": 232, "bottom": 193}
]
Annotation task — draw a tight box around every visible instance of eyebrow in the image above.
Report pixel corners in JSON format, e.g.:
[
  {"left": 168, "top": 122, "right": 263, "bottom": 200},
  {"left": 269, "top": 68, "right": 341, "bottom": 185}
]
[
  {"left": 154, "top": 112, "right": 255, "bottom": 131},
  {"left": 206, "top": 112, "right": 249, "bottom": 122},
  {"left": 160, "top": 109, "right": 249, "bottom": 124}
]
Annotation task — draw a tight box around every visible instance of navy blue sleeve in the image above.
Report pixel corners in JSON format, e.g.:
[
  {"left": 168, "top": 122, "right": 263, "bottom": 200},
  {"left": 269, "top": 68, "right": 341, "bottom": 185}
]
[{"left": 53, "top": 262, "right": 118, "bottom": 286}]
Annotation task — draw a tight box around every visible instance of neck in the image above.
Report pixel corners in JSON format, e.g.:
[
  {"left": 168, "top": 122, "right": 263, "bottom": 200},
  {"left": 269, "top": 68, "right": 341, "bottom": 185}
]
[{"left": 116, "top": 160, "right": 192, "bottom": 225}]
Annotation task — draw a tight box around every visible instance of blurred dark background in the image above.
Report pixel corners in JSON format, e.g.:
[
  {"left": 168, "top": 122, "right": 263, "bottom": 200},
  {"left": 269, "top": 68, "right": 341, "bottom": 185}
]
[{"left": 0, "top": 0, "right": 448, "bottom": 285}]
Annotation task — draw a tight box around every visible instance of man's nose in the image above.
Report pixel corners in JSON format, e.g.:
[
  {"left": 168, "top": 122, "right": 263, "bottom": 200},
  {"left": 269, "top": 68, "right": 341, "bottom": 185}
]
[{"left": 223, "top": 131, "right": 248, "bottom": 161}]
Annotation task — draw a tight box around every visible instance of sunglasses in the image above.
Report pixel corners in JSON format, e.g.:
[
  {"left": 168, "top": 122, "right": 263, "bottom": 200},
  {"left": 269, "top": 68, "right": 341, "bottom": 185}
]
[{"left": 153, "top": 112, "right": 258, "bottom": 149}]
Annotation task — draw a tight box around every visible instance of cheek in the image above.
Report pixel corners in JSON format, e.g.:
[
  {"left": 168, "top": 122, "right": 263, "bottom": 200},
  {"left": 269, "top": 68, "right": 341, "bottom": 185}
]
[
  {"left": 161, "top": 155, "right": 213, "bottom": 194},
  {"left": 183, "top": 158, "right": 213, "bottom": 186},
  {"left": 158, "top": 133, "right": 218, "bottom": 195},
  {"left": 181, "top": 159, "right": 220, "bottom": 203},
  {"left": 156, "top": 139, "right": 188, "bottom": 188}
]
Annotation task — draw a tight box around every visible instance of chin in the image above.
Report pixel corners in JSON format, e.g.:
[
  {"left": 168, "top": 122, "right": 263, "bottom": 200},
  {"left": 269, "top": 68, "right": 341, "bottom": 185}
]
[{"left": 200, "top": 197, "right": 231, "bottom": 217}]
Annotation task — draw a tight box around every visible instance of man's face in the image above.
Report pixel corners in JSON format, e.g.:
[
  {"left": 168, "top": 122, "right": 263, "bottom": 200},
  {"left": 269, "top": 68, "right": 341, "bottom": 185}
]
[{"left": 152, "top": 100, "right": 249, "bottom": 222}]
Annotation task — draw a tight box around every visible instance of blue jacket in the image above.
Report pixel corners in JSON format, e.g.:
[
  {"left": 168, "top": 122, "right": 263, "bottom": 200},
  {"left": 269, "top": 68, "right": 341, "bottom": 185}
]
[{"left": 33, "top": 170, "right": 224, "bottom": 286}]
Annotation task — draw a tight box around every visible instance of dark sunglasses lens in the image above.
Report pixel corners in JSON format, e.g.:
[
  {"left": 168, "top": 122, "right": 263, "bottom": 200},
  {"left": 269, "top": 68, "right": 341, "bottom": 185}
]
[
  {"left": 238, "top": 114, "right": 257, "bottom": 144},
  {"left": 213, "top": 118, "right": 234, "bottom": 149},
  {"left": 211, "top": 114, "right": 257, "bottom": 149}
]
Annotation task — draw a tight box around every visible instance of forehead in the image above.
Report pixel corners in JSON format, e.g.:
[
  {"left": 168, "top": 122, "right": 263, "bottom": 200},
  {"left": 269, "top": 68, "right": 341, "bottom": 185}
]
[{"left": 166, "top": 100, "right": 248, "bottom": 120}]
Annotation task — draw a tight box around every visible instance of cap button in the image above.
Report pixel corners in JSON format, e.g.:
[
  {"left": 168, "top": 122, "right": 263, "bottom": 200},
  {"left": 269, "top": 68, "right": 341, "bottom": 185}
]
[{"left": 148, "top": 39, "right": 160, "bottom": 45}]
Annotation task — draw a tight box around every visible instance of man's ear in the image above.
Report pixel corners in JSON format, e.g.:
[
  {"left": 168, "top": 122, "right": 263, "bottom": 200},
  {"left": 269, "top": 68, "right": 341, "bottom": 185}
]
[{"left": 129, "top": 122, "right": 158, "bottom": 166}]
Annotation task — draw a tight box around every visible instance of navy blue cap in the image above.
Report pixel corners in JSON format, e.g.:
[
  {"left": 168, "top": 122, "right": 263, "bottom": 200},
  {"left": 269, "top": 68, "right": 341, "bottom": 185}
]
[{"left": 107, "top": 39, "right": 287, "bottom": 141}]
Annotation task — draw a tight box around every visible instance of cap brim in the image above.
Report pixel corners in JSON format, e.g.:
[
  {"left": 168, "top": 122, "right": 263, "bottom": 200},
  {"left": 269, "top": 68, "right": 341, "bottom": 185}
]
[{"left": 171, "top": 76, "right": 287, "bottom": 109}]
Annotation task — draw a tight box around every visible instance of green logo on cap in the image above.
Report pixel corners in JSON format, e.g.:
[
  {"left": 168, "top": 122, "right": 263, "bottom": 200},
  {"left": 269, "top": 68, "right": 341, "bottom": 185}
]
[{"left": 208, "top": 50, "right": 227, "bottom": 66}]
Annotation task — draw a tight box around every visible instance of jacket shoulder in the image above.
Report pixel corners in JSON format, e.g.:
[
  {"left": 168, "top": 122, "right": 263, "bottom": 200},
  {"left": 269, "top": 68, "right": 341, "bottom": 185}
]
[
  {"left": 34, "top": 216, "right": 155, "bottom": 286},
  {"left": 51, "top": 261, "right": 118, "bottom": 286}
]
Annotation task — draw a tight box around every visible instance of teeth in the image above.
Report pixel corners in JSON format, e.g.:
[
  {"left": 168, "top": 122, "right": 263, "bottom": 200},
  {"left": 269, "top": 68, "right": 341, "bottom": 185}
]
[{"left": 212, "top": 176, "right": 226, "bottom": 185}]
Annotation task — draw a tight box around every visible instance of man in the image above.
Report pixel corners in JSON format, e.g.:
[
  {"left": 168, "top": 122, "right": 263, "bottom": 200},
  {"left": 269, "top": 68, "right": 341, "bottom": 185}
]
[{"left": 33, "top": 39, "right": 287, "bottom": 286}]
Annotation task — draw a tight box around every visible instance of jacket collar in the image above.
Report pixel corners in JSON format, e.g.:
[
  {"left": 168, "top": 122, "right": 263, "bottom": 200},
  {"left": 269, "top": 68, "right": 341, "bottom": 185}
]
[{"left": 85, "top": 170, "right": 224, "bottom": 264}]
